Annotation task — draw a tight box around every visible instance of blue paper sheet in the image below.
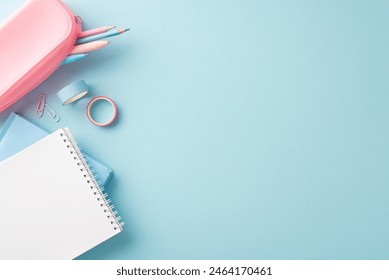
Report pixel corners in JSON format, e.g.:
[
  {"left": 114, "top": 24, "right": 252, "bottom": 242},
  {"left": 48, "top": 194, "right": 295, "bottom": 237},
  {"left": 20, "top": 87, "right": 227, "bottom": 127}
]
[{"left": 0, "top": 113, "right": 113, "bottom": 188}]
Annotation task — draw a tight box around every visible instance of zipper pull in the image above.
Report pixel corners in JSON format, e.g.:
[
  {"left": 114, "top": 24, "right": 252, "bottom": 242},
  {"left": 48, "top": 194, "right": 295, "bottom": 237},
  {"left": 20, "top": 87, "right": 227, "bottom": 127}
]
[
  {"left": 75, "top": 16, "right": 83, "bottom": 34},
  {"left": 75, "top": 15, "right": 83, "bottom": 25}
]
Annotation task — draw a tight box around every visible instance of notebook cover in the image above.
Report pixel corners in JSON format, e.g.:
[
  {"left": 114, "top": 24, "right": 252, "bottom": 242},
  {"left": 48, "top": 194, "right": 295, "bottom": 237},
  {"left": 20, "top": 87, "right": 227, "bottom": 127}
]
[
  {"left": 0, "top": 112, "right": 113, "bottom": 188},
  {"left": 0, "top": 128, "right": 122, "bottom": 259}
]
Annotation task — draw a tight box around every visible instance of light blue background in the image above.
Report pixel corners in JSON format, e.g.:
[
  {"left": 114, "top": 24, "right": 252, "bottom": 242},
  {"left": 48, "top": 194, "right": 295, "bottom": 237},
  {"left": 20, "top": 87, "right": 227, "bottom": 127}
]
[{"left": 1, "top": 0, "right": 388, "bottom": 259}]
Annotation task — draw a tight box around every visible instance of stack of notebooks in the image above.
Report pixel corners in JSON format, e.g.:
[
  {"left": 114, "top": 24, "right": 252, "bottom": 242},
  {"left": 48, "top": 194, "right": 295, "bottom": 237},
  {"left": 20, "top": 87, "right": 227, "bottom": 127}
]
[{"left": 0, "top": 113, "right": 122, "bottom": 259}]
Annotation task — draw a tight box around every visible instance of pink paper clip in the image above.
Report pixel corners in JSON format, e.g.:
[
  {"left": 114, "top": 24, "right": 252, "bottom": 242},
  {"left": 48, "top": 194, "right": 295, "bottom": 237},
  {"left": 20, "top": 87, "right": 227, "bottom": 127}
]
[
  {"left": 36, "top": 94, "right": 46, "bottom": 118},
  {"left": 35, "top": 94, "right": 60, "bottom": 122}
]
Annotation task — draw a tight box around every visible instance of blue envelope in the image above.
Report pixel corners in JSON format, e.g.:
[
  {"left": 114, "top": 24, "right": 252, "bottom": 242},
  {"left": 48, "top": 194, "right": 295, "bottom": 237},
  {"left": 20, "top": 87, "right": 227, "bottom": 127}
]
[{"left": 0, "top": 112, "right": 113, "bottom": 188}]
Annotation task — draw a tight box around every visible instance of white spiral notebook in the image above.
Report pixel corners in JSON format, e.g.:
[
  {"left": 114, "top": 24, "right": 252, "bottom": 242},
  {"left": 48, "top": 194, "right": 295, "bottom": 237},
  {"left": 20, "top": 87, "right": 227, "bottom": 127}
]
[{"left": 0, "top": 128, "right": 123, "bottom": 259}]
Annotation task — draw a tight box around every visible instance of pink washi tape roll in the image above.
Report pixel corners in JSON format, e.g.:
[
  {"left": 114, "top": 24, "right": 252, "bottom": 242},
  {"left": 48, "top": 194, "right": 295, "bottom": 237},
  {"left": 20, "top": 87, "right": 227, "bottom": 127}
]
[{"left": 86, "top": 96, "right": 118, "bottom": 127}]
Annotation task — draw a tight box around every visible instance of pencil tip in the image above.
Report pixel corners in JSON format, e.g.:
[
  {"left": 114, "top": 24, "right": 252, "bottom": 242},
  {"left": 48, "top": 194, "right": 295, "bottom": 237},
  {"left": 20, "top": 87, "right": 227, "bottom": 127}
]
[{"left": 118, "top": 28, "right": 130, "bottom": 34}]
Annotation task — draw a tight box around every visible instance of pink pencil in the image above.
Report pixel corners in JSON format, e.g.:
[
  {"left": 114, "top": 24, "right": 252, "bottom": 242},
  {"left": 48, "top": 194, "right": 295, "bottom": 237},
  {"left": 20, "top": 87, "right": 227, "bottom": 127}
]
[
  {"left": 78, "top": 26, "right": 116, "bottom": 38},
  {"left": 71, "top": 40, "right": 110, "bottom": 55}
]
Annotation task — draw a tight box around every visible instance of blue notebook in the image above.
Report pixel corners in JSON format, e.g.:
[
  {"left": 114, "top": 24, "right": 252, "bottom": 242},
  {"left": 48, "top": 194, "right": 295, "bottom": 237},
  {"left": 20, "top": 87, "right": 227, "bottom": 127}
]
[{"left": 0, "top": 113, "right": 113, "bottom": 188}]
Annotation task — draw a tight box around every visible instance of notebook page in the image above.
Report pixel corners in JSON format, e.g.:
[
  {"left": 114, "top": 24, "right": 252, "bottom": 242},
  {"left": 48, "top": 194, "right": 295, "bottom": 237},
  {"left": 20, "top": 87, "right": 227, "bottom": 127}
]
[{"left": 0, "top": 129, "right": 121, "bottom": 259}]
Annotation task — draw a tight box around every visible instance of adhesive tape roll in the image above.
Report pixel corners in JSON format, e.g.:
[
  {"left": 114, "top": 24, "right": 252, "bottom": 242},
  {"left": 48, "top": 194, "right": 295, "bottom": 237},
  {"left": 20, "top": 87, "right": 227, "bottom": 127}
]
[
  {"left": 57, "top": 80, "right": 90, "bottom": 105},
  {"left": 86, "top": 96, "right": 118, "bottom": 127}
]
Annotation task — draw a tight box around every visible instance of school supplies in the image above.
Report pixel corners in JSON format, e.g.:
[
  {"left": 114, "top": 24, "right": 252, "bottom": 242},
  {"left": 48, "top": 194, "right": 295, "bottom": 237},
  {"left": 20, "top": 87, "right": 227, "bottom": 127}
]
[
  {"left": 0, "top": 128, "right": 122, "bottom": 259},
  {"left": 36, "top": 94, "right": 60, "bottom": 122},
  {"left": 57, "top": 80, "right": 90, "bottom": 105},
  {"left": 36, "top": 95, "right": 46, "bottom": 118},
  {"left": 0, "top": 0, "right": 128, "bottom": 112},
  {"left": 76, "top": 28, "right": 129, "bottom": 45},
  {"left": 70, "top": 40, "right": 110, "bottom": 55},
  {"left": 78, "top": 26, "right": 116, "bottom": 38},
  {"left": 42, "top": 102, "right": 60, "bottom": 122},
  {"left": 56, "top": 80, "right": 118, "bottom": 126},
  {"left": 87, "top": 96, "right": 118, "bottom": 127},
  {"left": 60, "top": 54, "right": 88, "bottom": 66},
  {"left": 0, "top": 112, "right": 113, "bottom": 188}
]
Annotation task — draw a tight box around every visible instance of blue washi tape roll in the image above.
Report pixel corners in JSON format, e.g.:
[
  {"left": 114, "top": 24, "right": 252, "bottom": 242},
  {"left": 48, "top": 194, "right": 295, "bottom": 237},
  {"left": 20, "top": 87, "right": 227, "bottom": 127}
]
[{"left": 57, "top": 80, "right": 90, "bottom": 105}]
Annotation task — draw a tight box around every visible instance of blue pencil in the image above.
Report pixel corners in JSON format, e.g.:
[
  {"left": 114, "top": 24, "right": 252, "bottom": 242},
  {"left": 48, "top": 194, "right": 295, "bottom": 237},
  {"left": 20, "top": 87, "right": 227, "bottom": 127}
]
[
  {"left": 60, "top": 54, "right": 88, "bottom": 66},
  {"left": 76, "top": 28, "right": 130, "bottom": 45}
]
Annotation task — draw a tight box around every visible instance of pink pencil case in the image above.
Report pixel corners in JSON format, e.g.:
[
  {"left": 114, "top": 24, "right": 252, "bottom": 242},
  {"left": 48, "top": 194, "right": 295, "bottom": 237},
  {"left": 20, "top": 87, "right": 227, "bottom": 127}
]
[{"left": 0, "top": 0, "right": 81, "bottom": 112}]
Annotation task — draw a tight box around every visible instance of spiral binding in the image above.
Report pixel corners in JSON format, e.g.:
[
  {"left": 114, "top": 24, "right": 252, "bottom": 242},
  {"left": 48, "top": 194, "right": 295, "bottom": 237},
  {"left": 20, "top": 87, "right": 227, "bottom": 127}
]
[{"left": 60, "top": 128, "right": 124, "bottom": 231}]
